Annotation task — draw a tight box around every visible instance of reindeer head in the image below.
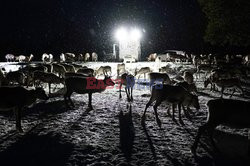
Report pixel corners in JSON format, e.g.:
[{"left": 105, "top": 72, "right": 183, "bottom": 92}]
[{"left": 104, "top": 75, "right": 115, "bottom": 86}]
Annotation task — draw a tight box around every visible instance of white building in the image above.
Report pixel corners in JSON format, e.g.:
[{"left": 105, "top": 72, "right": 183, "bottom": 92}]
[
  {"left": 119, "top": 39, "right": 141, "bottom": 62},
  {"left": 115, "top": 27, "right": 142, "bottom": 62}
]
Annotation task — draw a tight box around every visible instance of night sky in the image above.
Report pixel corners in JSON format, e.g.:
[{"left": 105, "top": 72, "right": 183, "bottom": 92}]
[{"left": 0, "top": 0, "right": 206, "bottom": 61}]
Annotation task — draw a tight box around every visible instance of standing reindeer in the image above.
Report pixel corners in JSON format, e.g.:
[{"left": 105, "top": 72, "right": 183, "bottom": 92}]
[
  {"left": 64, "top": 75, "right": 115, "bottom": 110},
  {"left": 77, "top": 68, "right": 94, "bottom": 76},
  {"left": 117, "top": 63, "right": 126, "bottom": 77},
  {"left": 0, "top": 87, "right": 48, "bottom": 132},
  {"left": 95, "top": 66, "right": 112, "bottom": 78},
  {"left": 33, "top": 71, "right": 64, "bottom": 94},
  {"left": 148, "top": 72, "right": 171, "bottom": 86},
  {"left": 5, "top": 54, "right": 15, "bottom": 62},
  {"left": 135, "top": 67, "right": 151, "bottom": 80},
  {"left": 91, "top": 52, "right": 98, "bottom": 62},
  {"left": 147, "top": 53, "right": 157, "bottom": 61},
  {"left": 42, "top": 53, "right": 53, "bottom": 63},
  {"left": 84, "top": 53, "right": 91, "bottom": 62},
  {"left": 142, "top": 84, "right": 200, "bottom": 127},
  {"left": 119, "top": 73, "right": 135, "bottom": 102}
]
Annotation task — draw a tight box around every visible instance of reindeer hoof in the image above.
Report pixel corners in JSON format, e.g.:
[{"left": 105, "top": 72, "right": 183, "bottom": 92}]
[{"left": 87, "top": 106, "right": 93, "bottom": 111}]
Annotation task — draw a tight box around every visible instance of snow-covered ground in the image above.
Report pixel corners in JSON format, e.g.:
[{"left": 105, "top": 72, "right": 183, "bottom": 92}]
[{"left": 0, "top": 61, "right": 250, "bottom": 166}]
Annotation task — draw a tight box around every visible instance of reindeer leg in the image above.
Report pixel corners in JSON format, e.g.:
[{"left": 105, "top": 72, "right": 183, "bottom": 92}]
[
  {"left": 172, "top": 104, "right": 177, "bottom": 123},
  {"left": 178, "top": 104, "right": 184, "bottom": 125},
  {"left": 49, "top": 83, "right": 51, "bottom": 95},
  {"left": 130, "top": 88, "right": 133, "bottom": 102},
  {"left": 183, "top": 105, "right": 192, "bottom": 121},
  {"left": 141, "top": 97, "right": 154, "bottom": 125},
  {"left": 220, "top": 86, "right": 224, "bottom": 98},
  {"left": 230, "top": 88, "right": 235, "bottom": 98},
  {"left": 119, "top": 83, "right": 122, "bottom": 99},
  {"left": 153, "top": 100, "right": 162, "bottom": 128},
  {"left": 166, "top": 104, "right": 171, "bottom": 117},
  {"left": 64, "top": 91, "right": 74, "bottom": 108},
  {"left": 88, "top": 93, "right": 93, "bottom": 110},
  {"left": 15, "top": 107, "right": 23, "bottom": 132},
  {"left": 125, "top": 87, "right": 130, "bottom": 102}
]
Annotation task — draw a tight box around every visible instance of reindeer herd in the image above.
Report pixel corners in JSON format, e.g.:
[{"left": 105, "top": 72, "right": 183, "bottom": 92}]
[
  {"left": 5, "top": 52, "right": 98, "bottom": 63},
  {"left": 0, "top": 52, "right": 250, "bottom": 156}
]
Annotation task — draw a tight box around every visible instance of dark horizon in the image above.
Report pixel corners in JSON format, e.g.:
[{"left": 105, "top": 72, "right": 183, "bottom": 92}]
[{"left": 0, "top": 0, "right": 249, "bottom": 61}]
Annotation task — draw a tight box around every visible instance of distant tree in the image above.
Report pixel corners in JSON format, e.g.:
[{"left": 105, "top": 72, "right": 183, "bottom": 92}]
[{"left": 198, "top": 0, "right": 250, "bottom": 47}]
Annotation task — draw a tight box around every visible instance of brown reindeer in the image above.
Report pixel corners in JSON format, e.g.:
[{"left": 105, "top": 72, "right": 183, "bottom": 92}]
[
  {"left": 64, "top": 75, "right": 115, "bottom": 110},
  {"left": 142, "top": 84, "right": 200, "bottom": 127},
  {"left": 0, "top": 87, "right": 48, "bottom": 132}
]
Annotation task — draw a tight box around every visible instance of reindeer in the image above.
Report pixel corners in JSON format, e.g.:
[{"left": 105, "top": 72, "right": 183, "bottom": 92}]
[
  {"left": 77, "top": 68, "right": 94, "bottom": 76},
  {"left": 196, "top": 64, "right": 213, "bottom": 80},
  {"left": 16, "top": 54, "right": 34, "bottom": 63},
  {"left": 183, "top": 71, "right": 194, "bottom": 84},
  {"left": 117, "top": 63, "right": 126, "bottom": 77},
  {"left": 42, "top": 63, "right": 53, "bottom": 73},
  {"left": 176, "top": 81, "right": 197, "bottom": 94},
  {"left": 211, "top": 78, "right": 244, "bottom": 98},
  {"left": 147, "top": 53, "right": 157, "bottom": 61},
  {"left": 192, "top": 55, "right": 201, "bottom": 68},
  {"left": 21, "top": 65, "right": 48, "bottom": 87},
  {"left": 159, "top": 65, "right": 172, "bottom": 73},
  {"left": 91, "top": 52, "right": 98, "bottom": 62},
  {"left": 42, "top": 53, "right": 53, "bottom": 63},
  {"left": 33, "top": 71, "right": 64, "bottom": 94},
  {"left": 191, "top": 99, "right": 250, "bottom": 155},
  {"left": 0, "top": 87, "right": 48, "bottom": 132},
  {"left": 65, "top": 72, "right": 90, "bottom": 78},
  {"left": 174, "top": 81, "right": 198, "bottom": 119},
  {"left": 95, "top": 66, "right": 112, "bottom": 78},
  {"left": 61, "top": 63, "right": 75, "bottom": 73},
  {"left": 0, "top": 69, "right": 8, "bottom": 87},
  {"left": 64, "top": 75, "right": 115, "bottom": 110},
  {"left": 5, "top": 54, "right": 15, "bottom": 62},
  {"left": 60, "top": 53, "right": 66, "bottom": 62},
  {"left": 119, "top": 73, "right": 135, "bottom": 102},
  {"left": 135, "top": 67, "right": 151, "bottom": 80},
  {"left": 84, "top": 53, "right": 91, "bottom": 62},
  {"left": 5, "top": 71, "right": 26, "bottom": 86},
  {"left": 72, "top": 63, "right": 83, "bottom": 71},
  {"left": 52, "top": 63, "right": 66, "bottom": 78},
  {"left": 141, "top": 84, "right": 200, "bottom": 127},
  {"left": 148, "top": 72, "right": 171, "bottom": 86},
  {"left": 64, "top": 53, "right": 76, "bottom": 62}
]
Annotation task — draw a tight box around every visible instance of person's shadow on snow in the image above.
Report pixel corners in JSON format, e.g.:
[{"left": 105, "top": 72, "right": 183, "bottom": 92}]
[{"left": 119, "top": 104, "right": 135, "bottom": 161}]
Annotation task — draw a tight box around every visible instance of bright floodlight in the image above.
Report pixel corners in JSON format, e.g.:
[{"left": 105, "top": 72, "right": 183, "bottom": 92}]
[
  {"left": 130, "top": 29, "right": 142, "bottom": 40},
  {"left": 115, "top": 27, "right": 128, "bottom": 41}
]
